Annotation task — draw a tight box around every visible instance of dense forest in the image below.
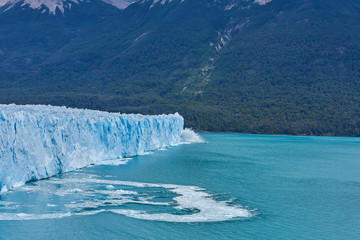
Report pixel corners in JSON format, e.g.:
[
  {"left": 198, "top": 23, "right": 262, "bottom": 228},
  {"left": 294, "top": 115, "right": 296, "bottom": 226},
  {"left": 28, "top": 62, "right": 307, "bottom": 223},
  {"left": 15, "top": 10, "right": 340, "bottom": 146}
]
[{"left": 0, "top": 0, "right": 359, "bottom": 136}]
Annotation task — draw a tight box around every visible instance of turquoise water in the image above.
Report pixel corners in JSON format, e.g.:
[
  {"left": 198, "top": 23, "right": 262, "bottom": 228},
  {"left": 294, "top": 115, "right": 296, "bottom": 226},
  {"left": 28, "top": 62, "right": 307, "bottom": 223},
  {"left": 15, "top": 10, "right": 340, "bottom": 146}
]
[{"left": 0, "top": 133, "right": 359, "bottom": 239}]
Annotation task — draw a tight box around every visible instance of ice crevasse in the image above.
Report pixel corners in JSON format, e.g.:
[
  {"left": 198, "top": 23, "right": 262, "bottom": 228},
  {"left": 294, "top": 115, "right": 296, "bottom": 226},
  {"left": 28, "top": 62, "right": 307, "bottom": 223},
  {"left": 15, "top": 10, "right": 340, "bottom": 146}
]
[{"left": 0, "top": 104, "right": 186, "bottom": 192}]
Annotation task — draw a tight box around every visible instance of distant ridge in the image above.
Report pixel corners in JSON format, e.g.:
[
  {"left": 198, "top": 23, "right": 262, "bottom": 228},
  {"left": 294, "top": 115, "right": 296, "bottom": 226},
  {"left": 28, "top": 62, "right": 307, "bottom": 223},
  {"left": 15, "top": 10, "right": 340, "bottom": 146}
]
[{"left": 0, "top": 0, "right": 140, "bottom": 14}]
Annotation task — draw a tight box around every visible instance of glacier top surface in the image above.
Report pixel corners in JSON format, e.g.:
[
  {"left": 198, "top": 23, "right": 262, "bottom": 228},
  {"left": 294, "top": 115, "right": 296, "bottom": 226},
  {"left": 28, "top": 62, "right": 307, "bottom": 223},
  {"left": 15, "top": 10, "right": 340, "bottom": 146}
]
[{"left": 0, "top": 104, "right": 180, "bottom": 119}]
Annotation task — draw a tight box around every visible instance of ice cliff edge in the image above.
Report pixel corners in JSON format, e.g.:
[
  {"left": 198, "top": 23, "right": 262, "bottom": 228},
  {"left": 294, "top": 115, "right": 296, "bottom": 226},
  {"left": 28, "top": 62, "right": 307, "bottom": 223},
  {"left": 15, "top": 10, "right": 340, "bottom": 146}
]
[{"left": 0, "top": 104, "right": 184, "bottom": 192}]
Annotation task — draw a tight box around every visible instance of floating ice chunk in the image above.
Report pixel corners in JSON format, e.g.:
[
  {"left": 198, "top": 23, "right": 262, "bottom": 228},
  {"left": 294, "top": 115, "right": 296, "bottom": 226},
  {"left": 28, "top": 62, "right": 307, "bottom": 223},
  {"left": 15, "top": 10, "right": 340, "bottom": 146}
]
[{"left": 0, "top": 186, "right": 7, "bottom": 193}]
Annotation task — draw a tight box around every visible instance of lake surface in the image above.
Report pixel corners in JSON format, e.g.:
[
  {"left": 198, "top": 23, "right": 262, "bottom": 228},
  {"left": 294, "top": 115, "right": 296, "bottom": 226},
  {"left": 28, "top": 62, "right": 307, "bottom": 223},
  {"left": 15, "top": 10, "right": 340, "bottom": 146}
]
[{"left": 0, "top": 133, "right": 359, "bottom": 239}]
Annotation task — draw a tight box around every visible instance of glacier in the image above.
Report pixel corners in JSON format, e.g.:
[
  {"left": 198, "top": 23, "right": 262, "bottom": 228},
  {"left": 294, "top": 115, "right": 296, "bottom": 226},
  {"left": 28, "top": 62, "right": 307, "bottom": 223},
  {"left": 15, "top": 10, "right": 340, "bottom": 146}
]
[{"left": 0, "top": 104, "right": 184, "bottom": 192}]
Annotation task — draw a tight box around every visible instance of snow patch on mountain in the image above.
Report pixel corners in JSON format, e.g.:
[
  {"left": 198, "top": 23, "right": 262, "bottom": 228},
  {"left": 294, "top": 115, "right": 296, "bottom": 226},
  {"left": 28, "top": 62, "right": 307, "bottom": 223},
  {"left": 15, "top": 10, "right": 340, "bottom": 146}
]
[
  {"left": 254, "top": 0, "right": 272, "bottom": 5},
  {"left": 149, "top": 0, "right": 174, "bottom": 9}
]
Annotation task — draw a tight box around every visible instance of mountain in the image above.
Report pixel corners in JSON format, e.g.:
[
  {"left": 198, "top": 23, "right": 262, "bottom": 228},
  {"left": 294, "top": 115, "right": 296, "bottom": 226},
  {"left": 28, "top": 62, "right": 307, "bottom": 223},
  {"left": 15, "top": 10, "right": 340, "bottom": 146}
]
[{"left": 0, "top": 0, "right": 360, "bottom": 136}]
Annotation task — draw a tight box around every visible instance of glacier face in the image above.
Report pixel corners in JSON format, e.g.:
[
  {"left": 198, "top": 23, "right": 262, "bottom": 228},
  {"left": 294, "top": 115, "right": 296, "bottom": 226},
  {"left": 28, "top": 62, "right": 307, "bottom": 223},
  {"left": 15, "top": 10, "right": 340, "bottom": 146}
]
[{"left": 0, "top": 104, "right": 184, "bottom": 192}]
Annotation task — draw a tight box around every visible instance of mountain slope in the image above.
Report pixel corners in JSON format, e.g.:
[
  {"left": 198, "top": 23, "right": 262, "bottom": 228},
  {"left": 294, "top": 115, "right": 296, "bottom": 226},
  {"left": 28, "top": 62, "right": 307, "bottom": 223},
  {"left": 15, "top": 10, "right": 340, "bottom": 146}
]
[{"left": 0, "top": 0, "right": 359, "bottom": 136}]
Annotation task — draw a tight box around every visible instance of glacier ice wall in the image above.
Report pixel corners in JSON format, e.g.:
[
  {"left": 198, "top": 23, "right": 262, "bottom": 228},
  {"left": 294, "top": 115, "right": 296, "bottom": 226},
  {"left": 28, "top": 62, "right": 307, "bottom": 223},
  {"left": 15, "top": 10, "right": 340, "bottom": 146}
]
[{"left": 0, "top": 104, "right": 184, "bottom": 192}]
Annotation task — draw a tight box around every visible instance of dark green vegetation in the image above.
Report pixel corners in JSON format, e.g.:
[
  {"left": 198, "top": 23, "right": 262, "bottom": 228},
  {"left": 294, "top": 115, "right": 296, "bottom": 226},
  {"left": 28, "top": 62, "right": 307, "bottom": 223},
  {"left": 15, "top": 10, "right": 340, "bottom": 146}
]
[{"left": 1, "top": 0, "right": 360, "bottom": 136}]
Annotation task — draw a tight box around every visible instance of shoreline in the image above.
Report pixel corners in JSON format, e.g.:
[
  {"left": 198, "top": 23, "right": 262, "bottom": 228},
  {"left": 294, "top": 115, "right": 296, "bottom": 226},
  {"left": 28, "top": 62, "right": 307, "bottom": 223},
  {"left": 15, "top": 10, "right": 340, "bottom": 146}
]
[{"left": 194, "top": 130, "right": 359, "bottom": 138}]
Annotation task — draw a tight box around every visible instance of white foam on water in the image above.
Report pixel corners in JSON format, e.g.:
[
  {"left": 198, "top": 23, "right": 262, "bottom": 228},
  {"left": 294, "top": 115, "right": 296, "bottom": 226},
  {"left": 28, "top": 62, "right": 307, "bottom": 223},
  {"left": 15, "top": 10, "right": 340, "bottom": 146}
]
[
  {"left": 0, "top": 201, "right": 19, "bottom": 210},
  {"left": 96, "top": 189, "right": 138, "bottom": 196},
  {"left": 0, "top": 201, "right": 16, "bottom": 206},
  {"left": 0, "top": 177, "right": 253, "bottom": 222},
  {"left": 97, "top": 158, "right": 131, "bottom": 166},
  {"left": 74, "top": 210, "right": 105, "bottom": 216},
  {"left": 65, "top": 200, "right": 108, "bottom": 209},
  {"left": 0, "top": 212, "right": 72, "bottom": 221},
  {"left": 138, "top": 152, "right": 154, "bottom": 156},
  {"left": 0, "top": 210, "right": 107, "bottom": 220},
  {"left": 66, "top": 188, "right": 83, "bottom": 193},
  {"left": 110, "top": 185, "right": 252, "bottom": 222},
  {"left": 46, "top": 204, "right": 57, "bottom": 207}
]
